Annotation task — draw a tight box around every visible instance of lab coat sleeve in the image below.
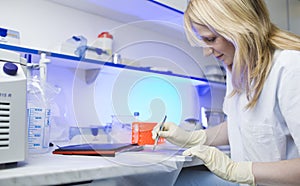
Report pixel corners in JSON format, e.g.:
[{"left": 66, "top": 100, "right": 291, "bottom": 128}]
[
  {"left": 277, "top": 63, "right": 300, "bottom": 155},
  {"left": 223, "top": 70, "right": 232, "bottom": 115}
]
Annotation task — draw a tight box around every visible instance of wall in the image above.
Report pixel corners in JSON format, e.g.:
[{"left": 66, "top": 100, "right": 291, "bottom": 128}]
[
  {"left": 265, "top": 0, "right": 288, "bottom": 30},
  {"left": 265, "top": 0, "right": 300, "bottom": 35},
  {"left": 289, "top": 0, "right": 300, "bottom": 34},
  {"left": 0, "top": 0, "right": 215, "bottom": 76}
]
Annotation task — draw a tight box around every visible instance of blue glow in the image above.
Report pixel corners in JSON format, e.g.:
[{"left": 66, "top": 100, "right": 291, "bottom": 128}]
[{"left": 128, "top": 76, "right": 182, "bottom": 123}]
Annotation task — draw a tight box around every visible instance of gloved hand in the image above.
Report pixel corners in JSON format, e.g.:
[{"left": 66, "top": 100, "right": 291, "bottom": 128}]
[
  {"left": 183, "top": 145, "right": 255, "bottom": 186},
  {"left": 151, "top": 122, "right": 206, "bottom": 148}
]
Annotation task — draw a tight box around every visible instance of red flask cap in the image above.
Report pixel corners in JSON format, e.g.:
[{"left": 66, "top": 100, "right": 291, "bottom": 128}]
[{"left": 98, "top": 32, "right": 113, "bottom": 39}]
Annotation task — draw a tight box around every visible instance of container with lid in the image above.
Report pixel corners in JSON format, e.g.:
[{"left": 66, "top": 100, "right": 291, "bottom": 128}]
[
  {"left": 85, "top": 32, "right": 113, "bottom": 61},
  {"left": 60, "top": 35, "right": 87, "bottom": 56}
]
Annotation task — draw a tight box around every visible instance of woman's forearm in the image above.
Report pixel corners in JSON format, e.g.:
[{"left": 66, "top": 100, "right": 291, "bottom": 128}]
[
  {"left": 204, "top": 121, "right": 229, "bottom": 146},
  {"left": 253, "top": 158, "right": 300, "bottom": 186}
]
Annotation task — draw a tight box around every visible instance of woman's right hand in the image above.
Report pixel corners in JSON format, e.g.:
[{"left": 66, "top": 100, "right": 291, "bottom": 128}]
[{"left": 152, "top": 122, "right": 207, "bottom": 148}]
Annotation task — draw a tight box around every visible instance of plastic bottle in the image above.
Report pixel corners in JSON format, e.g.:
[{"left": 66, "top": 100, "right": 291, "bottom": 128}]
[
  {"left": 27, "top": 54, "right": 51, "bottom": 154},
  {"left": 85, "top": 32, "right": 113, "bottom": 61},
  {"left": 39, "top": 53, "right": 50, "bottom": 84},
  {"left": 133, "top": 112, "right": 140, "bottom": 122},
  {"left": 60, "top": 35, "right": 87, "bottom": 56},
  {"left": 131, "top": 112, "right": 140, "bottom": 144}
]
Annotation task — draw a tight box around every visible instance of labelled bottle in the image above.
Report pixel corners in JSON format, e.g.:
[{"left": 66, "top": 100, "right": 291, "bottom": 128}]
[
  {"left": 27, "top": 77, "right": 51, "bottom": 153},
  {"left": 27, "top": 53, "right": 51, "bottom": 154},
  {"left": 85, "top": 32, "right": 113, "bottom": 61}
]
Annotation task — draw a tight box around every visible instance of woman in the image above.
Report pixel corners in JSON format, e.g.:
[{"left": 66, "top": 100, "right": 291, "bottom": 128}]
[{"left": 152, "top": 0, "right": 300, "bottom": 185}]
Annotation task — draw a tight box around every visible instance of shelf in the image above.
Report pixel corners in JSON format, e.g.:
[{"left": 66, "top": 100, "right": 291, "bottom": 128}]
[
  {"left": 0, "top": 43, "right": 225, "bottom": 86},
  {"left": 149, "top": 0, "right": 187, "bottom": 14}
]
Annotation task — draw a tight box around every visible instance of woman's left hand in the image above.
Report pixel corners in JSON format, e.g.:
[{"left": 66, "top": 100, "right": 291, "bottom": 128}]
[{"left": 183, "top": 144, "right": 255, "bottom": 186}]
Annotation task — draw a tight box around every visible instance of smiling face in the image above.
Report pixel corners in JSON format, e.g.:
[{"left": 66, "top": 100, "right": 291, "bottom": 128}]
[{"left": 192, "top": 23, "right": 235, "bottom": 71}]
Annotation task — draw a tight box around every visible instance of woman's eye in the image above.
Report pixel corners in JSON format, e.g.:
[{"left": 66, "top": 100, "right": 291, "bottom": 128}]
[{"left": 205, "top": 37, "right": 216, "bottom": 42}]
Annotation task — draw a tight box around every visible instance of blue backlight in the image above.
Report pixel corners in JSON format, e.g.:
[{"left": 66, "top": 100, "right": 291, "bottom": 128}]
[{"left": 128, "top": 76, "right": 182, "bottom": 123}]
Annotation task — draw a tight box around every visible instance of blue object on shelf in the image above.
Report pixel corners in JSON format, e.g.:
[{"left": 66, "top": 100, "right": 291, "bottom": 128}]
[
  {"left": 0, "top": 28, "right": 7, "bottom": 37},
  {"left": 75, "top": 45, "right": 108, "bottom": 58}
]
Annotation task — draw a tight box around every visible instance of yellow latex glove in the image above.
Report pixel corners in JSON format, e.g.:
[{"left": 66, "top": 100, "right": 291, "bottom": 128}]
[
  {"left": 151, "top": 122, "right": 206, "bottom": 148},
  {"left": 183, "top": 145, "right": 255, "bottom": 186}
]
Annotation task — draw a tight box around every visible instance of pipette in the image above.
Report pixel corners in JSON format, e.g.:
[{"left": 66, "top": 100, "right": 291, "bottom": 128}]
[{"left": 153, "top": 115, "right": 167, "bottom": 151}]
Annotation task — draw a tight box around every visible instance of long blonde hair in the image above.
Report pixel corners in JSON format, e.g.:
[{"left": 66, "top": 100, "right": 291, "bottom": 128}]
[{"left": 184, "top": 0, "right": 300, "bottom": 109}]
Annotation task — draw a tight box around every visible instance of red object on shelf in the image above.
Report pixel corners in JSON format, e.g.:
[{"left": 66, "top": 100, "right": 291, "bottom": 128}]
[
  {"left": 98, "top": 32, "right": 113, "bottom": 39},
  {"left": 132, "top": 122, "right": 165, "bottom": 145}
]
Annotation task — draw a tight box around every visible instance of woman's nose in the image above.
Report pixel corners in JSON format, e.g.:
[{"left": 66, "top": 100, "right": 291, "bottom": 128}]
[{"left": 203, "top": 47, "right": 213, "bottom": 56}]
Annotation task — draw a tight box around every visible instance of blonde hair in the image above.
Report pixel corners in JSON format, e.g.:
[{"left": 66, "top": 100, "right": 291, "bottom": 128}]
[{"left": 184, "top": 0, "right": 300, "bottom": 109}]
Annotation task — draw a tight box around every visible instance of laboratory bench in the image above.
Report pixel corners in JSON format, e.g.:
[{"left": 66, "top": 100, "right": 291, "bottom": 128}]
[{"left": 0, "top": 144, "right": 204, "bottom": 186}]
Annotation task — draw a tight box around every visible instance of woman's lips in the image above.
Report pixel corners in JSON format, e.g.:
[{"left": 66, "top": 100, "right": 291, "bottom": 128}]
[{"left": 216, "top": 54, "right": 224, "bottom": 60}]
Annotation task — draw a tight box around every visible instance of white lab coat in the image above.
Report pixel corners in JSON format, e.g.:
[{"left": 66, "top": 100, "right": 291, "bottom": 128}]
[{"left": 224, "top": 49, "right": 300, "bottom": 163}]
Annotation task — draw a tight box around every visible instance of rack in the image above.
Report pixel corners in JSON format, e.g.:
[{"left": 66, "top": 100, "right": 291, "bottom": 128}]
[{"left": 0, "top": 43, "right": 226, "bottom": 87}]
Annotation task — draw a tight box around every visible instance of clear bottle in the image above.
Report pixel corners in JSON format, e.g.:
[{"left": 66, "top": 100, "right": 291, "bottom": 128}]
[
  {"left": 61, "top": 35, "right": 87, "bottom": 56},
  {"left": 27, "top": 54, "right": 51, "bottom": 154},
  {"left": 133, "top": 112, "right": 140, "bottom": 122},
  {"left": 85, "top": 32, "right": 113, "bottom": 61},
  {"left": 131, "top": 112, "right": 140, "bottom": 144},
  {"left": 27, "top": 76, "right": 51, "bottom": 154}
]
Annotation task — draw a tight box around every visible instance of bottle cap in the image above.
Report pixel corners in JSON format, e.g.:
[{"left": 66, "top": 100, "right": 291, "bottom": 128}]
[
  {"left": 72, "top": 36, "right": 81, "bottom": 41},
  {"left": 98, "top": 32, "right": 113, "bottom": 39}
]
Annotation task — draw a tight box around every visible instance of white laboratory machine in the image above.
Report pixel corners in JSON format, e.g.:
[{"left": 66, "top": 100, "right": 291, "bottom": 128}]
[{"left": 0, "top": 49, "right": 27, "bottom": 166}]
